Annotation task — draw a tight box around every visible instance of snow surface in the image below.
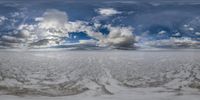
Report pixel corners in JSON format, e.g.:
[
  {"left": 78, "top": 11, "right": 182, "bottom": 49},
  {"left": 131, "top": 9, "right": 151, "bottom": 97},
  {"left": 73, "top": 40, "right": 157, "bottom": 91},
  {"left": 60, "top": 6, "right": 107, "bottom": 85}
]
[
  {"left": 0, "top": 49, "right": 200, "bottom": 100},
  {"left": 1, "top": 87, "right": 200, "bottom": 100}
]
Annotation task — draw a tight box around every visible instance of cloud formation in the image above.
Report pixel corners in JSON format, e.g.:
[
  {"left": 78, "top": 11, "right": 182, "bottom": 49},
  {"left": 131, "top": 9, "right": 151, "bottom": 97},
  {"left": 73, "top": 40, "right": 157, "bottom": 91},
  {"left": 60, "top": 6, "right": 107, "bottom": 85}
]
[
  {"left": 97, "top": 8, "right": 121, "bottom": 16},
  {"left": 99, "top": 26, "right": 135, "bottom": 47},
  {"left": 0, "top": 35, "right": 23, "bottom": 47},
  {"left": 0, "top": 9, "right": 135, "bottom": 48},
  {"left": 0, "top": 16, "right": 7, "bottom": 25},
  {"left": 18, "top": 9, "right": 104, "bottom": 47},
  {"left": 35, "top": 9, "right": 68, "bottom": 37},
  {"left": 144, "top": 37, "right": 200, "bottom": 48},
  {"left": 27, "top": 9, "right": 135, "bottom": 48}
]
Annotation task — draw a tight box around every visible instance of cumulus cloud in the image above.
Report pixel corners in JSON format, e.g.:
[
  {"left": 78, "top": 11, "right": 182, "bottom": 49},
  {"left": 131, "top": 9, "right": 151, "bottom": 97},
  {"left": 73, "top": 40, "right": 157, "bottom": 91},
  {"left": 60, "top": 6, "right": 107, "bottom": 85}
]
[
  {"left": 33, "top": 9, "right": 69, "bottom": 42},
  {"left": 25, "top": 9, "right": 134, "bottom": 48},
  {"left": 0, "top": 9, "right": 135, "bottom": 48},
  {"left": 99, "top": 25, "right": 135, "bottom": 47},
  {"left": 36, "top": 9, "right": 104, "bottom": 41},
  {"left": 0, "top": 9, "right": 70, "bottom": 48},
  {"left": 97, "top": 8, "right": 121, "bottom": 16},
  {"left": 0, "top": 12, "right": 29, "bottom": 48},
  {"left": 36, "top": 9, "right": 68, "bottom": 30},
  {"left": 17, "top": 9, "right": 103, "bottom": 47}
]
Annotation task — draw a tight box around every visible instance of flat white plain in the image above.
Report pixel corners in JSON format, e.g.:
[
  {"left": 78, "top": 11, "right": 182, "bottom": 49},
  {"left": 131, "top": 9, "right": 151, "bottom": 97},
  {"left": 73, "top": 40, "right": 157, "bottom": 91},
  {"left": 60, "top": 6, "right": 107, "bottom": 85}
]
[{"left": 0, "top": 49, "right": 200, "bottom": 100}]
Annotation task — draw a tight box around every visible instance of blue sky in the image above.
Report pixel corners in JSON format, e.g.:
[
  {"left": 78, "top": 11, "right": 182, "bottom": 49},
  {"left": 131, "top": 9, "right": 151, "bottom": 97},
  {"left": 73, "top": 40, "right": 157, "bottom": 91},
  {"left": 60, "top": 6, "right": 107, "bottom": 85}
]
[{"left": 0, "top": 0, "right": 200, "bottom": 49}]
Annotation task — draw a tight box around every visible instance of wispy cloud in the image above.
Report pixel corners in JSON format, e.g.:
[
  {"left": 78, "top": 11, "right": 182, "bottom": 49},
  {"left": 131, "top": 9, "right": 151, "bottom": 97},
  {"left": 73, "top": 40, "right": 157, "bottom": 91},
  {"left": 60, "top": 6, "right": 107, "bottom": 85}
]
[
  {"left": 143, "top": 37, "right": 200, "bottom": 48},
  {"left": 97, "top": 8, "right": 121, "bottom": 17},
  {"left": 0, "top": 16, "right": 7, "bottom": 25}
]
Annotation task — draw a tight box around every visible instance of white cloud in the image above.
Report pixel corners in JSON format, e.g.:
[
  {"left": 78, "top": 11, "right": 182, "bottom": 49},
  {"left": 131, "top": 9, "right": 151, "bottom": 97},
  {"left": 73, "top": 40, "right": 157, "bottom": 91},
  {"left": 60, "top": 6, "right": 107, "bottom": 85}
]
[
  {"left": 97, "top": 8, "right": 121, "bottom": 16},
  {"left": 34, "top": 9, "right": 69, "bottom": 40},
  {"left": 36, "top": 9, "right": 68, "bottom": 30},
  {"left": 16, "top": 9, "right": 104, "bottom": 47},
  {"left": 195, "top": 32, "right": 200, "bottom": 36},
  {"left": 99, "top": 26, "right": 135, "bottom": 47},
  {"left": 181, "top": 17, "right": 200, "bottom": 35},
  {"left": 36, "top": 9, "right": 104, "bottom": 40},
  {"left": 0, "top": 9, "right": 135, "bottom": 48},
  {"left": 158, "top": 30, "right": 166, "bottom": 35},
  {"left": 10, "top": 12, "right": 25, "bottom": 18},
  {"left": 173, "top": 32, "right": 181, "bottom": 36},
  {"left": 188, "top": 27, "right": 194, "bottom": 31},
  {"left": 0, "top": 16, "right": 7, "bottom": 21},
  {"left": 0, "top": 16, "right": 7, "bottom": 25}
]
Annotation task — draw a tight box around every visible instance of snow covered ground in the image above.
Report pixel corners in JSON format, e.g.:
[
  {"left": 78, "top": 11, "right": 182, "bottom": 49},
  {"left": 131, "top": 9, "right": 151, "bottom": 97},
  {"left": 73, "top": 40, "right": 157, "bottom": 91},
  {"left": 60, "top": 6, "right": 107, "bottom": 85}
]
[
  {"left": 0, "top": 49, "right": 200, "bottom": 100},
  {"left": 1, "top": 87, "right": 200, "bottom": 100}
]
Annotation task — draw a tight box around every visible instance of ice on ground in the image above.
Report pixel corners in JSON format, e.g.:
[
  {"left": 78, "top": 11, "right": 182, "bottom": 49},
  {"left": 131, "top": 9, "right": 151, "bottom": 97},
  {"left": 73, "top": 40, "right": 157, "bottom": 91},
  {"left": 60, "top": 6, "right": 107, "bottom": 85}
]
[{"left": 0, "top": 49, "right": 199, "bottom": 98}]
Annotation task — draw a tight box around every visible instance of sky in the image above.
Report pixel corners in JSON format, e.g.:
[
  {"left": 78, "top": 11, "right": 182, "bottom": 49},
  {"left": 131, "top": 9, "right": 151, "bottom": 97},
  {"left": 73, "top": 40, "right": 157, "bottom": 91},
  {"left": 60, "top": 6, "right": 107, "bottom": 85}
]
[{"left": 0, "top": 0, "right": 200, "bottom": 49}]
